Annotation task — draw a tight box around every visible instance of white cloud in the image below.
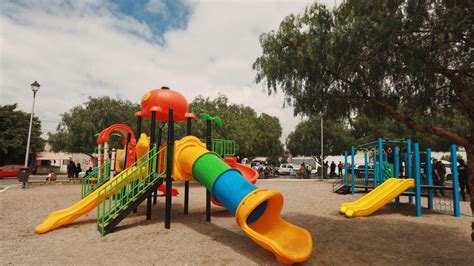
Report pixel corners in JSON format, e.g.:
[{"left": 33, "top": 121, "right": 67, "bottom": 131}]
[
  {"left": 0, "top": 0, "right": 338, "bottom": 144},
  {"left": 146, "top": 0, "right": 167, "bottom": 14}
]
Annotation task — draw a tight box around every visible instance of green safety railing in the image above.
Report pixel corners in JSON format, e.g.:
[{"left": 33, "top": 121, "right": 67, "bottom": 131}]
[
  {"left": 96, "top": 145, "right": 166, "bottom": 236},
  {"left": 206, "top": 139, "right": 235, "bottom": 157},
  {"left": 81, "top": 161, "right": 110, "bottom": 198}
]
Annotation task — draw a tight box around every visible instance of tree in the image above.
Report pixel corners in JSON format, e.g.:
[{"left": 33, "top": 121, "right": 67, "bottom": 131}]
[
  {"left": 0, "top": 104, "right": 44, "bottom": 166},
  {"left": 48, "top": 97, "right": 141, "bottom": 154},
  {"left": 286, "top": 116, "right": 352, "bottom": 164},
  {"left": 187, "top": 95, "right": 284, "bottom": 160},
  {"left": 254, "top": 1, "right": 474, "bottom": 239},
  {"left": 351, "top": 112, "right": 466, "bottom": 151},
  {"left": 255, "top": 113, "right": 284, "bottom": 163}
]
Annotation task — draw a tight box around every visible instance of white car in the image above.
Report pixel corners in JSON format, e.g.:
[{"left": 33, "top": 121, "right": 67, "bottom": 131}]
[{"left": 275, "top": 164, "right": 298, "bottom": 176}]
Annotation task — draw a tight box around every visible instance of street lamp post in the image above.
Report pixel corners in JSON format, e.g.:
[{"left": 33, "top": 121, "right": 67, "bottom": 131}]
[{"left": 24, "top": 81, "right": 40, "bottom": 168}]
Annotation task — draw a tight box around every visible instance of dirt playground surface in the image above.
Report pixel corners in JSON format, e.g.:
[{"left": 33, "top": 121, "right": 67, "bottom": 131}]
[{"left": 1, "top": 180, "right": 473, "bottom": 265}]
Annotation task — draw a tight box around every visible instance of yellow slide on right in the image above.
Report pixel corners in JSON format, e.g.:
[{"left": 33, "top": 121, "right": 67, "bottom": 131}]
[{"left": 340, "top": 178, "right": 414, "bottom": 218}]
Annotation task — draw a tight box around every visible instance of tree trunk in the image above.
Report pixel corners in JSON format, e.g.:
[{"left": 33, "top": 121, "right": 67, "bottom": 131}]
[{"left": 466, "top": 148, "right": 474, "bottom": 241}]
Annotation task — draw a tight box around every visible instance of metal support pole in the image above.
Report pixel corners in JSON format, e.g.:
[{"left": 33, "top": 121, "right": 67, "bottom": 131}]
[
  {"left": 450, "top": 145, "right": 461, "bottom": 217},
  {"left": 351, "top": 146, "right": 355, "bottom": 195},
  {"left": 165, "top": 109, "right": 174, "bottom": 228},
  {"left": 427, "top": 148, "right": 433, "bottom": 210},
  {"left": 344, "top": 151, "right": 348, "bottom": 187},
  {"left": 378, "top": 138, "right": 383, "bottom": 184},
  {"left": 407, "top": 139, "right": 413, "bottom": 204},
  {"left": 154, "top": 125, "right": 163, "bottom": 205},
  {"left": 321, "top": 116, "right": 324, "bottom": 179},
  {"left": 414, "top": 143, "right": 422, "bottom": 217},
  {"left": 394, "top": 146, "right": 400, "bottom": 205},
  {"left": 373, "top": 151, "right": 377, "bottom": 188},
  {"left": 205, "top": 119, "right": 212, "bottom": 222},
  {"left": 364, "top": 152, "right": 368, "bottom": 191},
  {"left": 184, "top": 118, "right": 192, "bottom": 214},
  {"left": 24, "top": 90, "right": 37, "bottom": 169},
  {"left": 146, "top": 111, "right": 156, "bottom": 220}
]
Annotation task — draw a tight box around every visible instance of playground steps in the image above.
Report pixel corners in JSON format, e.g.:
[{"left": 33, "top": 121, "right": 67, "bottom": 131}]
[
  {"left": 98, "top": 178, "right": 163, "bottom": 235},
  {"left": 96, "top": 145, "right": 167, "bottom": 236},
  {"left": 332, "top": 179, "right": 349, "bottom": 194}
]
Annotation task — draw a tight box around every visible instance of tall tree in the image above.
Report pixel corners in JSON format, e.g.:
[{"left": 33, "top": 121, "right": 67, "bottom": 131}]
[
  {"left": 0, "top": 104, "right": 44, "bottom": 166},
  {"left": 254, "top": 1, "right": 473, "bottom": 239},
  {"left": 254, "top": 113, "right": 284, "bottom": 163},
  {"left": 286, "top": 116, "right": 352, "bottom": 164},
  {"left": 48, "top": 97, "right": 141, "bottom": 154},
  {"left": 187, "top": 95, "right": 284, "bottom": 159}
]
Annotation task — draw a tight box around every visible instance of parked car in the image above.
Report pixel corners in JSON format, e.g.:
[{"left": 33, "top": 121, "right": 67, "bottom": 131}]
[
  {"left": 275, "top": 164, "right": 298, "bottom": 176},
  {"left": 0, "top": 164, "right": 24, "bottom": 179}
]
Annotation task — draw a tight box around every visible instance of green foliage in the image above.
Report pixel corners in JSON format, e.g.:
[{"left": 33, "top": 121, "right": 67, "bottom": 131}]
[
  {"left": 48, "top": 97, "right": 142, "bottom": 154},
  {"left": 0, "top": 104, "right": 44, "bottom": 165},
  {"left": 253, "top": 1, "right": 473, "bottom": 148},
  {"left": 286, "top": 116, "right": 352, "bottom": 161},
  {"left": 48, "top": 95, "right": 284, "bottom": 160},
  {"left": 185, "top": 95, "right": 284, "bottom": 159}
]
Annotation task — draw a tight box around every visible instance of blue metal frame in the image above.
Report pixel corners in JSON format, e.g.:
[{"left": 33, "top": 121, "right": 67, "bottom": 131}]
[
  {"left": 414, "top": 143, "right": 422, "bottom": 217},
  {"left": 344, "top": 150, "right": 348, "bottom": 187},
  {"left": 378, "top": 138, "right": 383, "bottom": 185},
  {"left": 351, "top": 146, "right": 355, "bottom": 195},
  {"left": 373, "top": 151, "right": 377, "bottom": 187},
  {"left": 394, "top": 146, "right": 400, "bottom": 205},
  {"left": 364, "top": 152, "right": 368, "bottom": 188},
  {"left": 407, "top": 139, "right": 413, "bottom": 204},
  {"left": 427, "top": 148, "right": 433, "bottom": 210},
  {"left": 450, "top": 145, "right": 461, "bottom": 217}
]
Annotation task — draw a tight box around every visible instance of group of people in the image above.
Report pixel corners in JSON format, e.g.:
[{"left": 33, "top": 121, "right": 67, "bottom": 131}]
[
  {"left": 67, "top": 161, "right": 82, "bottom": 178},
  {"left": 431, "top": 158, "right": 470, "bottom": 201},
  {"left": 298, "top": 163, "right": 311, "bottom": 179}
]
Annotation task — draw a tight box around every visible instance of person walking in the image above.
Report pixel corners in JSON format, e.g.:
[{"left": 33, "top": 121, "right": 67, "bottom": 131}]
[
  {"left": 67, "top": 161, "right": 76, "bottom": 178},
  {"left": 432, "top": 159, "right": 444, "bottom": 196},
  {"left": 330, "top": 161, "right": 336, "bottom": 178},
  {"left": 299, "top": 163, "right": 305, "bottom": 179},
  {"left": 458, "top": 159, "right": 470, "bottom": 201},
  {"left": 338, "top": 161, "right": 343, "bottom": 177},
  {"left": 75, "top": 163, "right": 82, "bottom": 178}
]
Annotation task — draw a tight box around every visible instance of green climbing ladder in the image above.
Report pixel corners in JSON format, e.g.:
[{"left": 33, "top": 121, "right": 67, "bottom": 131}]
[
  {"left": 96, "top": 145, "right": 166, "bottom": 236},
  {"left": 81, "top": 161, "right": 110, "bottom": 198}
]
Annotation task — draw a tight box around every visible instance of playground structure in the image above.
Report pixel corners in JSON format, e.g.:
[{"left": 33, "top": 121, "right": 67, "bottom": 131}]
[
  {"left": 335, "top": 138, "right": 461, "bottom": 218},
  {"left": 36, "top": 87, "right": 313, "bottom": 263},
  {"left": 81, "top": 124, "right": 178, "bottom": 198}
]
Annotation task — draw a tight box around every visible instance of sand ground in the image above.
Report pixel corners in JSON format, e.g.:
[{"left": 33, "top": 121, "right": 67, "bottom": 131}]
[{"left": 1, "top": 180, "right": 473, "bottom": 265}]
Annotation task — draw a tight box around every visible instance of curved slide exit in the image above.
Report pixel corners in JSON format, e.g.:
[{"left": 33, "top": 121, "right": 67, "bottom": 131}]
[
  {"left": 340, "top": 178, "right": 415, "bottom": 218},
  {"left": 173, "top": 136, "right": 312, "bottom": 264}
]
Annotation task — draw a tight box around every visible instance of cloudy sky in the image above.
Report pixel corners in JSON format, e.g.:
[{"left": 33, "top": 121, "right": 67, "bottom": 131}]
[{"left": 1, "top": 0, "right": 337, "bottom": 142}]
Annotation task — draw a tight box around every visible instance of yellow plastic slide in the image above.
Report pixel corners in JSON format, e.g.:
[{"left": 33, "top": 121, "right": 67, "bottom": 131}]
[
  {"left": 35, "top": 167, "right": 141, "bottom": 234},
  {"left": 173, "top": 136, "right": 312, "bottom": 263},
  {"left": 340, "top": 178, "right": 414, "bottom": 218},
  {"left": 235, "top": 189, "right": 312, "bottom": 264},
  {"left": 36, "top": 134, "right": 150, "bottom": 234}
]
